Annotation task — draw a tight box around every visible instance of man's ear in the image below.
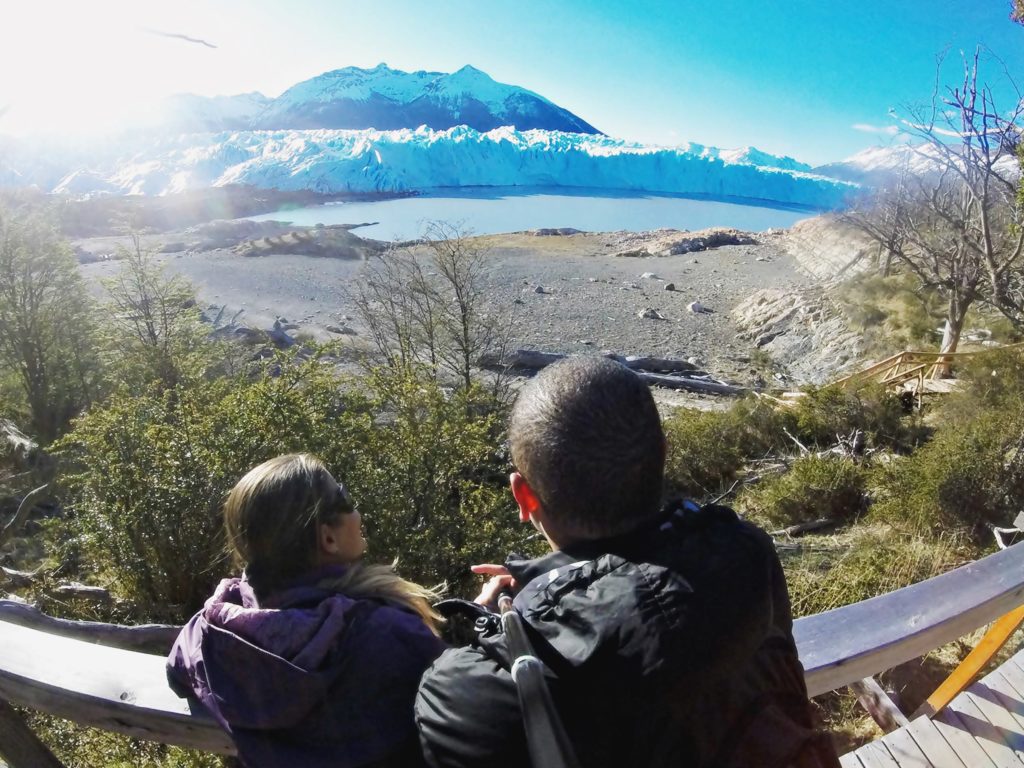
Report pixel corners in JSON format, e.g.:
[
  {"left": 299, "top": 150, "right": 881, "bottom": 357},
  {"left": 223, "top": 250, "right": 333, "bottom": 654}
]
[{"left": 510, "top": 471, "right": 540, "bottom": 523}]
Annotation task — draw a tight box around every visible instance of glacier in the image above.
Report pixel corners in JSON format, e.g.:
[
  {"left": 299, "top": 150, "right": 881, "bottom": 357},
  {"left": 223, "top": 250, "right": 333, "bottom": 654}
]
[{"left": 5, "top": 126, "right": 858, "bottom": 210}]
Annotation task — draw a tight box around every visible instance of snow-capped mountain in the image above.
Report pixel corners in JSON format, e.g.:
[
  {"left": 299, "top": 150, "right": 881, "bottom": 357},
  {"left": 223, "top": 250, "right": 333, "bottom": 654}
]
[
  {"left": 813, "top": 145, "right": 927, "bottom": 185},
  {"left": 3, "top": 126, "right": 856, "bottom": 209},
  {"left": 252, "top": 64, "right": 600, "bottom": 134},
  {"left": 813, "top": 143, "right": 1020, "bottom": 187}
]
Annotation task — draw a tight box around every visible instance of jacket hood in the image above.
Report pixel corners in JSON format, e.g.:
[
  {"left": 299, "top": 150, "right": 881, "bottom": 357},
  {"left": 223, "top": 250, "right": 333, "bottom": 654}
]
[{"left": 168, "top": 572, "right": 358, "bottom": 730}]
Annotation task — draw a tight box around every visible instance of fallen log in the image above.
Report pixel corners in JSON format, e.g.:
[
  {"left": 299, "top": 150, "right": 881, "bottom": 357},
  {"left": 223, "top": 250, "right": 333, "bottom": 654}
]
[
  {"left": 637, "top": 372, "right": 744, "bottom": 396},
  {"left": 487, "top": 349, "right": 565, "bottom": 369},
  {"left": 0, "top": 567, "right": 38, "bottom": 589},
  {"left": 479, "top": 350, "right": 742, "bottom": 395},
  {"left": 54, "top": 583, "right": 114, "bottom": 603},
  {"left": 607, "top": 354, "right": 699, "bottom": 374},
  {"left": 0, "top": 600, "right": 180, "bottom": 654},
  {"left": 770, "top": 518, "right": 838, "bottom": 538},
  {"left": 0, "top": 484, "right": 49, "bottom": 548}
]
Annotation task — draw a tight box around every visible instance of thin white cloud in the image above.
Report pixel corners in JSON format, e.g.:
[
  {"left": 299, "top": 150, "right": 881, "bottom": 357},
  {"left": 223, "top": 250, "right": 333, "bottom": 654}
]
[{"left": 852, "top": 123, "right": 900, "bottom": 136}]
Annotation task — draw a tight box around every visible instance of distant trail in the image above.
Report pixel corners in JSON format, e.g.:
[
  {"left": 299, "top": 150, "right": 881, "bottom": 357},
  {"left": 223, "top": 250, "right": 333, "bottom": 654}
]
[{"left": 143, "top": 28, "right": 218, "bottom": 49}]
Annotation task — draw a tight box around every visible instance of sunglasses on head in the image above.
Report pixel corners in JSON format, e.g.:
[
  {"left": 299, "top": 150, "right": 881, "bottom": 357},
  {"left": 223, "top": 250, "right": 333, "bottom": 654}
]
[{"left": 337, "top": 483, "right": 356, "bottom": 514}]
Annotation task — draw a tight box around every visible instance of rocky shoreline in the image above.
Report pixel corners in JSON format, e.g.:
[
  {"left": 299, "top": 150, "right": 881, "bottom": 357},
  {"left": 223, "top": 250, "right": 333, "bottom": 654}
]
[{"left": 76, "top": 215, "right": 870, "bottom": 395}]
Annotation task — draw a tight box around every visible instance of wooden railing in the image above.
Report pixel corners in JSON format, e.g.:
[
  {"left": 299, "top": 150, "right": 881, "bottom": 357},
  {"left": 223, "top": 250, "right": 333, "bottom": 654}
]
[
  {"left": 834, "top": 342, "right": 1024, "bottom": 392},
  {"left": 2, "top": 543, "right": 1024, "bottom": 766}
]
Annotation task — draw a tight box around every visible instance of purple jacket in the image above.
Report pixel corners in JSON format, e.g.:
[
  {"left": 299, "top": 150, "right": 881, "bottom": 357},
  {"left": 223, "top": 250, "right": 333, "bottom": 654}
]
[{"left": 167, "top": 566, "right": 445, "bottom": 768}]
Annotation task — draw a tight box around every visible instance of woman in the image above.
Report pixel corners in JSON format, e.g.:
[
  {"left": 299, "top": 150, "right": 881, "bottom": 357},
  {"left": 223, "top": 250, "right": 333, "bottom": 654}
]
[{"left": 167, "top": 454, "right": 445, "bottom": 768}]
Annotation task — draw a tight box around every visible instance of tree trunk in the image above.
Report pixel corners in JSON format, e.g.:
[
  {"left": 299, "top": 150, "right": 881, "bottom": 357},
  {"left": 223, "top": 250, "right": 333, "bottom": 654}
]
[{"left": 935, "top": 302, "right": 967, "bottom": 378}]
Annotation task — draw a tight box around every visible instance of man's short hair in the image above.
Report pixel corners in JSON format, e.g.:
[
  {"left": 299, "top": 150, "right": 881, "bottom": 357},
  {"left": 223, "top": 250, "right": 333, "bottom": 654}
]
[{"left": 509, "top": 356, "right": 666, "bottom": 539}]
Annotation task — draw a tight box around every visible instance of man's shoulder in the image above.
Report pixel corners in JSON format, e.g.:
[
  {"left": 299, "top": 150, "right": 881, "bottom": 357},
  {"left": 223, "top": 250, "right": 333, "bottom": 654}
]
[{"left": 415, "top": 639, "right": 526, "bottom": 768}]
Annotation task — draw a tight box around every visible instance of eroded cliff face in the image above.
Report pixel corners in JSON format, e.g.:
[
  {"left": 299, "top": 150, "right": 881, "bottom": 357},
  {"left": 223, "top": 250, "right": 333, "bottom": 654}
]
[
  {"left": 732, "top": 287, "right": 864, "bottom": 385},
  {"left": 780, "top": 215, "right": 875, "bottom": 281},
  {"left": 731, "top": 215, "right": 873, "bottom": 385}
]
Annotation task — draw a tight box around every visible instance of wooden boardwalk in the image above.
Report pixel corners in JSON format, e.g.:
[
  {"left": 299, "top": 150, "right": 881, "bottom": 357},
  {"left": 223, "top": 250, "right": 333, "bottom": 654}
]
[{"left": 841, "top": 646, "right": 1024, "bottom": 767}]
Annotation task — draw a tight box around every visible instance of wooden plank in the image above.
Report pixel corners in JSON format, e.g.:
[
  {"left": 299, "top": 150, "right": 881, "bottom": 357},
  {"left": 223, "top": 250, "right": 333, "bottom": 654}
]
[
  {"left": 915, "top": 605, "right": 1024, "bottom": 718},
  {"left": 942, "top": 688, "right": 1024, "bottom": 767},
  {"left": 962, "top": 685, "right": 1024, "bottom": 759},
  {"left": 903, "top": 716, "right": 968, "bottom": 768},
  {"left": 931, "top": 707, "right": 999, "bottom": 768},
  {"left": 795, "top": 543, "right": 1024, "bottom": 697},
  {"left": 840, "top": 751, "right": 866, "bottom": 768},
  {"left": 999, "top": 654, "right": 1024, "bottom": 698},
  {"left": 0, "top": 698, "right": 66, "bottom": 768},
  {"left": 855, "top": 740, "right": 901, "bottom": 768},
  {"left": 992, "top": 664, "right": 1024, "bottom": 711},
  {"left": 974, "top": 674, "right": 1024, "bottom": 738},
  {"left": 989, "top": 656, "right": 1024, "bottom": 708},
  {"left": 0, "top": 620, "right": 234, "bottom": 754},
  {"left": 880, "top": 725, "right": 934, "bottom": 767},
  {"left": 851, "top": 677, "right": 911, "bottom": 732}
]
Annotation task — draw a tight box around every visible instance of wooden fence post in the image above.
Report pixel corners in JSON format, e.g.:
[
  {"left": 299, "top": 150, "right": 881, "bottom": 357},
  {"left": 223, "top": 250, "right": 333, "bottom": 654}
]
[{"left": 0, "top": 698, "right": 66, "bottom": 768}]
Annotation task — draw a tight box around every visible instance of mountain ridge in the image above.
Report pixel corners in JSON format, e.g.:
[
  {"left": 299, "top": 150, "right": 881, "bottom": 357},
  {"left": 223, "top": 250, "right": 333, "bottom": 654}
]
[{"left": 152, "top": 63, "right": 601, "bottom": 136}]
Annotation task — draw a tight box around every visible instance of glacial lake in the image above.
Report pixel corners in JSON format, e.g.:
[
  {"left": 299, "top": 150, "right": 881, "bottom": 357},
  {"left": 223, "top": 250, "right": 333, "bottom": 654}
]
[{"left": 248, "top": 186, "right": 816, "bottom": 240}]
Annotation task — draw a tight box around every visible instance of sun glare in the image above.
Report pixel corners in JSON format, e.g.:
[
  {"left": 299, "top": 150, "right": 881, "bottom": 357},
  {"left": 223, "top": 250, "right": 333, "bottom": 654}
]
[{"left": 0, "top": 1, "right": 219, "bottom": 137}]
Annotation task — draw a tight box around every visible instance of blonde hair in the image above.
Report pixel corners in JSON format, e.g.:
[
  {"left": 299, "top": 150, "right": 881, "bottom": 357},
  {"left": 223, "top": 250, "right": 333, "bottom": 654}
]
[{"left": 223, "top": 453, "right": 444, "bottom": 634}]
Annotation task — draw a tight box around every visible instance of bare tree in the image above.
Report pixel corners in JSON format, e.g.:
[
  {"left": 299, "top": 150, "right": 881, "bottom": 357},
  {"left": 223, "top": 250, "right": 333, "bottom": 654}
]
[
  {"left": 349, "top": 222, "right": 516, "bottom": 394},
  {"left": 103, "top": 236, "right": 209, "bottom": 390},
  {"left": 845, "top": 50, "right": 1023, "bottom": 363}
]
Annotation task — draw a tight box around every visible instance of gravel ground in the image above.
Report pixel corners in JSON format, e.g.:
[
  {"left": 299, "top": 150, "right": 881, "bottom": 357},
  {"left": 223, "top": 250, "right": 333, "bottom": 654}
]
[{"left": 78, "top": 228, "right": 816, "bottom": 389}]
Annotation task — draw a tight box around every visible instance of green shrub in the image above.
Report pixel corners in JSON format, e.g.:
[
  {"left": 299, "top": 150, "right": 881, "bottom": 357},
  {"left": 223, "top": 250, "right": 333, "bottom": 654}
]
[
  {"left": 943, "top": 347, "right": 1024, "bottom": 417},
  {"left": 868, "top": 410, "right": 1024, "bottom": 536},
  {"left": 663, "top": 397, "right": 785, "bottom": 499},
  {"left": 54, "top": 355, "right": 535, "bottom": 619},
  {"left": 785, "top": 383, "right": 916, "bottom": 452},
  {"left": 24, "top": 710, "right": 223, "bottom": 768},
  {"left": 737, "top": 454, "right": 868, "bottom": 529},
  {"left": 347, "top": 369, "right": 540, "bottom": 593},
  {"left": 782, "top": 525, "right": 971, "bottom": 617},
  {"left": 54, "top": 354, "right": 359, "bottom": 618}
]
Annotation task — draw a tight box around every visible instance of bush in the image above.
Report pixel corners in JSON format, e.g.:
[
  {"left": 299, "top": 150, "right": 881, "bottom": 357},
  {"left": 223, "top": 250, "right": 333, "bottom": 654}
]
[
  {"left": 24, "top": 710, "right": 223, "bottom": 768},
  {"left": 737, "top": 455, "right": 868, "bottom": 529},
  {"left": 346, "top": 369, "right": 540, "bottom": 593},
  {"left": 663, "top": 398, "right": 786, "bottom": 499},
  {"left": 54, "top": 354, "right": 358, "bottom": 618},
  {"left": 54, "top": 355, "right": 535, "bottom": 619},
  {"left": 837, "top": 272, "right": 943, "bottom": 350},
  {"left": 868, "top": 409, "right": 1024, "bottom": 537},
  {"left": 943, "top": 347, "right": 1024, "bottom": 418},
  {"left": 785, "top": 384, "right": 916, "bottom": 452}
]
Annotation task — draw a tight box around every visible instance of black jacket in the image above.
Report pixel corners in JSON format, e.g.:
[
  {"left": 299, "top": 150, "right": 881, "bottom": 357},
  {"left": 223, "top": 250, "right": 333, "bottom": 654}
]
[{"left": 415, "top": 501, "right": 837, "bottom": 768}]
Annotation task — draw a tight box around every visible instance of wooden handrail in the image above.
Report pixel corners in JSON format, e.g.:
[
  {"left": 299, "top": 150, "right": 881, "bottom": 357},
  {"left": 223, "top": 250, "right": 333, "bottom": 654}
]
[
  {"left": 1, "top": 543, "right": 1023, "bottom": 755},
  {"left": 795, "top": 542, "right": 1024, "bottom": 697},
  {"left": 0, "top": 619, "right": 234, "bottom": 755}
]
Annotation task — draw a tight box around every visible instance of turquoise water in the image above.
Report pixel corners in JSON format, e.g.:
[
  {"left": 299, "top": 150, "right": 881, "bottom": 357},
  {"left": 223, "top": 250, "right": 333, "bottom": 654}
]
[{"left": 248, "top": 186, "right": 814, "bottom": 239}]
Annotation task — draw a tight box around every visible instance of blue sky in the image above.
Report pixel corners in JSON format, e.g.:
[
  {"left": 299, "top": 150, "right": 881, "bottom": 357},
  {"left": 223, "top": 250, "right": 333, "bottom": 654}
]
[{"left": 2, "top": 0, "right": 1021, "bottom": 165}]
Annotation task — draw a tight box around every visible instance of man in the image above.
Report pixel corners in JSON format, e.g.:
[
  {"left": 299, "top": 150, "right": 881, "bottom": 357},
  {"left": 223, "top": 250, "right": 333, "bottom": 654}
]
[{"left": 416, "top": 357, "right": 838, "bottom": 768}]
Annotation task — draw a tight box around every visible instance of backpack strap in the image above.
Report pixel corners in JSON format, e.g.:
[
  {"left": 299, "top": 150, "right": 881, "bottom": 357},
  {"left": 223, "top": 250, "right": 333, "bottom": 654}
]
[{"left": 499, "top": 605, "right": 582, "bottom": 768}]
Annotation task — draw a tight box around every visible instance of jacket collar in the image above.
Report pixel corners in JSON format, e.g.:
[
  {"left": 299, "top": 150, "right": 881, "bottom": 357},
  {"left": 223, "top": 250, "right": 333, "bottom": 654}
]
[{"left": 505, "top": 500, "right": 702, "bottom": 585}]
